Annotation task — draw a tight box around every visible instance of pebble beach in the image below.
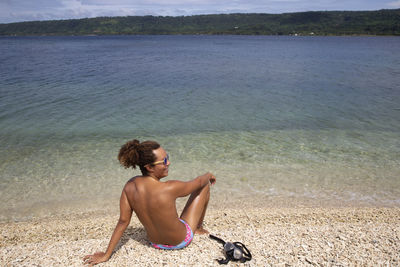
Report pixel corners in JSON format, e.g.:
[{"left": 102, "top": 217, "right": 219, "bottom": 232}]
[{"left": 1, "top": 196, "right": 399, "bottom": 266}]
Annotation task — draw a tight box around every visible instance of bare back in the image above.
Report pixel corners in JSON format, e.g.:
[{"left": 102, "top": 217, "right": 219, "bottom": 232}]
[
  {"left": 123, "top": 176, "right": 187, "bottom": 245},
  {"left": 83, "top": 144, "right": 215, "bottom": 266}
]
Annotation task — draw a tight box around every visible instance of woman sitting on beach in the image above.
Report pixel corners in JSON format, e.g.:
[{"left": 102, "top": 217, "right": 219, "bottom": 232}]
[{"left": 84, "top": 139, "right": 216, "bottom": 266}]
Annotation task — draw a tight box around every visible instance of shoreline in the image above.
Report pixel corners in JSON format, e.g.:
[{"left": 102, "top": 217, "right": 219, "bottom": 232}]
[
  {"left": 2, "top": 188, "right": 399, "bottom": 223},
  {"left": 1, "top": 199, "right": 399, "bottom": 266},
  {"left": 2, "top": 33, "right": 400, "bottom": 37}
]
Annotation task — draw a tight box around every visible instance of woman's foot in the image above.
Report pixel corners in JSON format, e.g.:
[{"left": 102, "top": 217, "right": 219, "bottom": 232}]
[{"left": 195, "top": 226, "right": 209, "bottom": 235}]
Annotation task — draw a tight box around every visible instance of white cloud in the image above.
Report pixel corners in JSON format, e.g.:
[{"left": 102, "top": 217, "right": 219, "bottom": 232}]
[{"left": 388, "top": 1, "right": 400, "bottom": 8}]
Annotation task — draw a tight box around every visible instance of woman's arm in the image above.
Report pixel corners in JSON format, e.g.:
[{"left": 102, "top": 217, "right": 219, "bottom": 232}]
[
  {"left": 83, "top": 189, "right": 133, "bottom": 266},
  {"left": 166, "top": 172, "right": 216, "bottom": 198}
]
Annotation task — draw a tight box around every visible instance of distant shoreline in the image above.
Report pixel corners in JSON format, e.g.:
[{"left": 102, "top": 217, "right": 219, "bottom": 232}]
[
  {"left": 1, "top": 9, "right": 399, "bottom": 36},
  {"left": 1, "top": 33, "right": 399, "bottom": 38}
]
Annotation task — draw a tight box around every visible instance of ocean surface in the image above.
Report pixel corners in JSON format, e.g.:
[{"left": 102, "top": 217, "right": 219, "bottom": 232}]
[{"left": 1, "top": 35, "right": 399, "bottom": 221}]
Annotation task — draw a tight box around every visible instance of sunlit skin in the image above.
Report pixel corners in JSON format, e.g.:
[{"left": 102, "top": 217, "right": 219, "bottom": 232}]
[{"left": 83, "top": 147, "right": 216, "bottom": 266}]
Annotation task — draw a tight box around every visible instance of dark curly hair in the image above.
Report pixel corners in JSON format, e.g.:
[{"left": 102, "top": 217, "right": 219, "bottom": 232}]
[{"left": 118, "top": 139, "right": 160, "bottom": 175}]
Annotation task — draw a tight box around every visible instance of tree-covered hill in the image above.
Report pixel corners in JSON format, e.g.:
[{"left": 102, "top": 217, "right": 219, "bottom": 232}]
[{"left": 1, "top": 9, "right": 399, "bottom": 36}]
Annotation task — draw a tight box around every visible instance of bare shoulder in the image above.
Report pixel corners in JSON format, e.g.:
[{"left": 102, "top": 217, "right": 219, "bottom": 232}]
[
  {"left": 124, "top": 176, "right": 141, "bottom": 192},
  {"left": 126, "top": 175, "right": 142, "bottom": 183},
  {"left": 164, "top": 179, "right": 199, "bottom": 198},
  {"left": 164, "top": 179, "right": 186, "bottom": 188},
  {"left": 161, "top": 180, "right": 183, "bottom": 192}
]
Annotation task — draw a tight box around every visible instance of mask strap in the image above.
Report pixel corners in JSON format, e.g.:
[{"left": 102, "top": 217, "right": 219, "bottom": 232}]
[
  {"left": 233, "top": 242, "right": 252, "bottom": 262},
  {"left": 209, "top": 234, "right": 252, "bottom": 264}
]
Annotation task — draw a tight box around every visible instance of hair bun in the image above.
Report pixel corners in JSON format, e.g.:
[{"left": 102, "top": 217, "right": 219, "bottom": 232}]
[
  {"left": 126, "top": 139, "right": 140, "bottom": 151},
  {"left": 118, "top": 139, "right": 141, "bottom": 169},
  {"left": 118, "top": 139, "right": 160, "bottom": 174}
]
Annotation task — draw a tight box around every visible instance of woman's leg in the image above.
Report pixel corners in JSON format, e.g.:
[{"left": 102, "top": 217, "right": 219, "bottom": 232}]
[{"left": 180, "top": 183, "right": 210, "bottom": 234}]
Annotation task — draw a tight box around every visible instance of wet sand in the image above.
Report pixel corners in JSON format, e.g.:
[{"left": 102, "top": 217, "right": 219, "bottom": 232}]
[{"left": 1, "top": 197, "right": 399, "bottom": 266}]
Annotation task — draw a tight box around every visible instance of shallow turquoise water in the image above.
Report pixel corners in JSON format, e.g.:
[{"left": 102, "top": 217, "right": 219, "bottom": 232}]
[{"left": 0, "top": 35, "right": 399, "bottom": 221}]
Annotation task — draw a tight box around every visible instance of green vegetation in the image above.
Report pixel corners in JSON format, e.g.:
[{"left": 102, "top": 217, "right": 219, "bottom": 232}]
[{"left": 1, "top": 9, "right": 399, "bottom": 36}]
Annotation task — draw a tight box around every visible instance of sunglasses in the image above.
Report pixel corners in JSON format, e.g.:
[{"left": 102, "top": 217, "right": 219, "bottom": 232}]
[{"left": 152, "top": 154, "right": 169, "bottom": 166}]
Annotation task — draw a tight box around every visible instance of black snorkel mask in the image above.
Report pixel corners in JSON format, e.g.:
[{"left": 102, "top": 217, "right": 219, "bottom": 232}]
[{"left": 210, "top": 234, "right": 252, "bottom": 264}]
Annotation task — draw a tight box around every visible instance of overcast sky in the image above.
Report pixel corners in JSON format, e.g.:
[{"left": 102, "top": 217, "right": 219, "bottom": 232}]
[{"left": 1, "top": 0, "right": 399, "bottom": 23}]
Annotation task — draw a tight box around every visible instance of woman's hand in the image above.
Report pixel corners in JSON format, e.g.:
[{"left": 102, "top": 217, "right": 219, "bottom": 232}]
[
  {"left": 83, "top": 252, "right": 110, "bottom": 266},
  {"left": 208, "top": 173, "right": 216, "bottom": 185}
]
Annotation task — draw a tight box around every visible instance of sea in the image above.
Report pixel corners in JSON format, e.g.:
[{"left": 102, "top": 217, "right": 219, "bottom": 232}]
[{"left": 1, "top": 35, "right": 399, "bottom": 221}]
